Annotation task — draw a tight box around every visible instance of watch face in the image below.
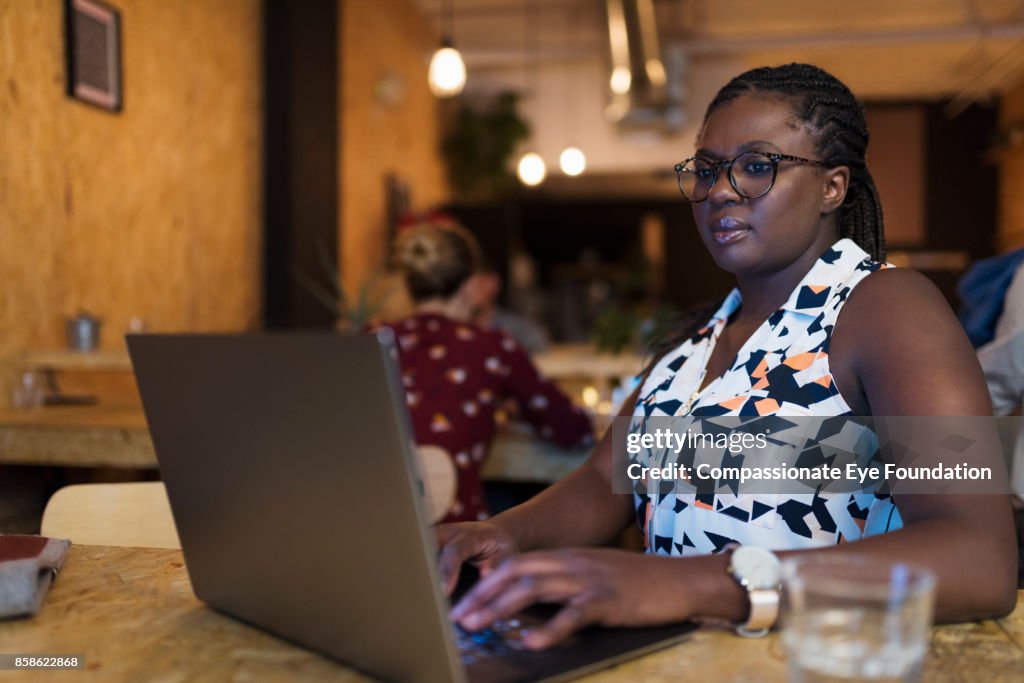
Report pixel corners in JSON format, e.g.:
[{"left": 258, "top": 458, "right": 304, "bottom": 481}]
[{"left": 731, "top": 546, "right": 781, "bottom": 589}]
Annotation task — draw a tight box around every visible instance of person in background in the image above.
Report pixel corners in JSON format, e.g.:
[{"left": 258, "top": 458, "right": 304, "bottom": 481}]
[
  {"left": 969, "top": 258, "right": 1024, "bottom": 582},
  {"left": 437, "top": 63, "right": 1017, "bottom": 650},
  {"left": 975, "top": 262, "right": 1024, "bottom": 491},
  {"left": 372, "top": 220, "right": 593, "bottom": 523},
  {"left": 959, "top": 246, "right": 1024, "bottom": 349},
  {"left": 470, "top": 268, "right": 551, "bottom": 354}
]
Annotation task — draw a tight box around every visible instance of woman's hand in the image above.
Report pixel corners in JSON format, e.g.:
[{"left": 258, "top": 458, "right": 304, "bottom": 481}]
[
  {"left": 449, "top": 548, "right": 697, "bottom": 650},
  {"left": 436, "top": 521, "right": 521, "bottom": 596}
]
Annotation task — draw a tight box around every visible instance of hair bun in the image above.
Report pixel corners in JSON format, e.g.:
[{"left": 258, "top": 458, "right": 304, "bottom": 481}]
[
  {"left": 397, "top": 227, "right": 442, "bottom": 275},
  {"left": 393, "top": 221, "right": 482, "bottom": 302}
]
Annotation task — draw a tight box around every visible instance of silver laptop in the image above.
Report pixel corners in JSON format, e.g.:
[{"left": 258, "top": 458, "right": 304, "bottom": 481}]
[{"left": 127, "top": 332, "right": 695, "bottom": 683}]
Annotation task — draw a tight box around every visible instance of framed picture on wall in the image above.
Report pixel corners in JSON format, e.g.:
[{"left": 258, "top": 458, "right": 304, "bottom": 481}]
[{"left": 64, "top": 0, "right": 122, "bottom": 112}]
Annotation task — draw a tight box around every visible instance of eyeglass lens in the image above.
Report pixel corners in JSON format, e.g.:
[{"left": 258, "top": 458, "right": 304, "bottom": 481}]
[{"left": 677, "top": 152, "right": 777, "bottom": 201}]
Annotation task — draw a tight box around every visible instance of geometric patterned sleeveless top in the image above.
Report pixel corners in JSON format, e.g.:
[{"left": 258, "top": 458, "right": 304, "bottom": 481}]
[{"left": 633, "top": 238, "right": 902, "bottom": 556}]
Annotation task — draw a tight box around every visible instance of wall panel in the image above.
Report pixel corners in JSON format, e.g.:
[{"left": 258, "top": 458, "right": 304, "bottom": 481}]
[
  {"left": 999, "top": 79, "right": 1024, "bottom": 252},
  {"left": 0, "top": 0, "right": 262, "bottom": 405},
  {"left": 339, "top": 0, "right": 450, "bottom": 299}
]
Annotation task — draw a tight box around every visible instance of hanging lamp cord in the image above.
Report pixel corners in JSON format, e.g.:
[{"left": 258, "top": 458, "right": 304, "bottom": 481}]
[{"left": 441, "top": 0, "right": 453, "bottom": 43}]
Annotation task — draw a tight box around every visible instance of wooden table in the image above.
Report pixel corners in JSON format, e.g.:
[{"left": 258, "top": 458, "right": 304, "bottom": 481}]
[
  {"left": 2, "top": 347, "right": 601, "bottom": 482},
  {"left": 481, "top": 423, "right": 588, "bottom": 483},
  {"left": 0, "top": 545, "right": 1020, "bottom": 681},
  {"left": 18, "top": 350, "right": 139, "bottom": 408},
  {"left": 0, "top": 406, "right": 588, "bottom": 483},
  {"left": 0, "top": 406, "right": 154, "bottom": 468},
  {"left": 21, "top": 345, "right": 648, "bottom": 385},
  {"left": 20, "top": 350, "right": 134, "bottom": 373},
  {"left": 532, "top": 344, "right": 645, "bottom": 382}
]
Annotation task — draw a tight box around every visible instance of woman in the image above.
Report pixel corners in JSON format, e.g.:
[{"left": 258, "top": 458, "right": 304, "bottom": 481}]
[
  {"left": 375, "top": 220, "right": 592, "bottom": 523},
  {"left": 439, "top": 63, "right": 1018, "bottom": 648}
]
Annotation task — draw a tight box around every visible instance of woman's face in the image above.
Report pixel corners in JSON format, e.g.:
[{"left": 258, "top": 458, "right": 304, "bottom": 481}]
[{"left": 690, "top": 93, "right": 845, "bottom": 278}]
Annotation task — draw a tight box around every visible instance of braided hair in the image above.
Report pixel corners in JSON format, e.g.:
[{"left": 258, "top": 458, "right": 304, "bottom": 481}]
[
  {"left": 705, "top": 63, "right": 886, "bottom": 261},
  {"left": 647, "top": 64, "right": 885, "bottom": 366}
]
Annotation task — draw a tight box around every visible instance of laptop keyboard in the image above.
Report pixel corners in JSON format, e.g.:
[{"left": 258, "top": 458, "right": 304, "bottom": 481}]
[{"left": 454, "top": 618, "right": 530, "bottom": 664}]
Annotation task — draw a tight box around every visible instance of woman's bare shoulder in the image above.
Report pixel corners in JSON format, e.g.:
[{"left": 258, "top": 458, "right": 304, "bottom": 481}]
[
  {"left": 835, "top": 266, "right": 990, "bottom": 415},
  {"left": 835, "top": 266, "right": 966, "bottom": 340}
]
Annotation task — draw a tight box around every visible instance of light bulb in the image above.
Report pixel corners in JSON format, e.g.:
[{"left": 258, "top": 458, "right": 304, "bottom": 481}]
[
  {"left": 560, "top": 147, "right": 586, "bottom": 176},
  {"left": 428, "top": 45, "right": 466, "bottom": 98},
  {"left": 610, "top": 66, "right": 631, "bottom": 95},
  {"left": 517, "top": 152, "right": 546, "bottom": 187},
  {"left": 646, "top": 58, "right": 666, "bottom": 87}
]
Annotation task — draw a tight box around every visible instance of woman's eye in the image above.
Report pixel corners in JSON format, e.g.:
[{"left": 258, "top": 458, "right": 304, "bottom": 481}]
[
  {"left": 694, "top": 168, "right": 715, "bottom": 181},
  {"left": 744, "top": 162, "right": 772, "bottom": 175}
]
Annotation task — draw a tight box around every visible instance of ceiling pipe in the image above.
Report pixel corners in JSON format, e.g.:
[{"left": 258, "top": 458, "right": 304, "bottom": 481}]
[
  {"left": 663, "top": 22, "right": 1024, "bottom": 55},
  {"left": 455, "top": 22, "right": 1024, "bottom": 68},
  {"left": 604, "top": 0, "right": 674, "bottom": 131}
]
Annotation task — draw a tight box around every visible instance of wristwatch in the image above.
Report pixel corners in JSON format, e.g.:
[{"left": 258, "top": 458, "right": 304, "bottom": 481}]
[{"left": 726, "top": 545, "right": 782, "bottom": 638}]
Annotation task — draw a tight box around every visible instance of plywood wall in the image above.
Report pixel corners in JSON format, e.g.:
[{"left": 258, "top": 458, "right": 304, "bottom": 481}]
[
  {"left": 0, "top": 0, "right": 262, "bottom": 405},
  {"left": 865, "top": 106, "right": 926, "bottom": 248},
  {"left": 338, "top": 0, "right": 450, "bottom": 301},
  {"left": 999, "top": 78, "right": 1024, "bottom": 252}
]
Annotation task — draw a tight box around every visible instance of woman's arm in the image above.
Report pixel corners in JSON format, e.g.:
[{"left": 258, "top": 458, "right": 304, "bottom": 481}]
[
  {"left": 436, "top": 387, "right": 640, "bottom": 593},
  {"left": 451, "top": 269, "right": 1018, "bottom": 647},
  {"left": 498, "top": 333, "right": 593, "bottom": 448},
  {"left": 825, "top": 267, "right": 1018, "bottom": 621},
  {"left": 487, "top": 396, "right": 637, "bottom": 552}
]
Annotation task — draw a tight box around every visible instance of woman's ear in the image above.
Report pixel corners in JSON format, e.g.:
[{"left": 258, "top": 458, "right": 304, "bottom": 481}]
[{"left": 822, "top": 165, "right": 850, "bottom": 215}]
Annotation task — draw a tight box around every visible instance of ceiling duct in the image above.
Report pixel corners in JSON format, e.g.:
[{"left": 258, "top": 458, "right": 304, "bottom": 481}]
[{"left": 604, "top": 0, "right": 685, "bottom": 134}]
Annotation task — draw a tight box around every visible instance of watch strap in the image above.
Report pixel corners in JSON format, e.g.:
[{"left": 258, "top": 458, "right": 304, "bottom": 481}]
[{"left": 736, "top": 587, "right": 779, "bottom": 638}]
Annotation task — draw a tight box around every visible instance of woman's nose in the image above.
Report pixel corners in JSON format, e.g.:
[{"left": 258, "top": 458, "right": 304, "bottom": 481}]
[{"left": 707, "top": 166, "right": 741, "bottom": 205}]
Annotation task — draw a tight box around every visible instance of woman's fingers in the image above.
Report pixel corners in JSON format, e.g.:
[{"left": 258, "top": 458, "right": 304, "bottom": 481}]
[
  {"left": 437, "top": 534, "right": 474, "bottom": 596},
  {"left": 447, "top": 548, "right": 691, "bottom": 650},
  {"left": 450, "top": 552, "right": 577, "bottom": 620},
  {"left": 523, "top": 602, "right": 601, "bottom": 650},
  {"left": 455, "top": 572, "right": 586, "bottom": 631},
  {"left": 449, "top": 551, "right": 607, "bottom": 650},
  {"left": 436, "top": 522, "right": 519, "bottom": 596}
]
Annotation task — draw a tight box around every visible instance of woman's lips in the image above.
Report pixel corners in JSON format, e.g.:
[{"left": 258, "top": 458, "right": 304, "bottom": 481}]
[{"left": 709, "top": 216, "right": 751, "bottom": 245}]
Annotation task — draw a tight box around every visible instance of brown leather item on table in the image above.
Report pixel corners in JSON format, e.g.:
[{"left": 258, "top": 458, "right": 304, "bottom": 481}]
[{"left": 0, "top": 534, "right": 70, "bottom": 618}]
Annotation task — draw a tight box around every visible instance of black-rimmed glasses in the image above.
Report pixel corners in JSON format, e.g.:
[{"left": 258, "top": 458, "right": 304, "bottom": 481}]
[{"left": 674, "top": 151, "right": 828, "bottom": 202}]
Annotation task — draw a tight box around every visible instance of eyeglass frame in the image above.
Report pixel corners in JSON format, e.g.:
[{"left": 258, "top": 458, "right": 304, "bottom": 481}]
[{"left": 673, "top": 151, "right": 829, "bottom": 202}]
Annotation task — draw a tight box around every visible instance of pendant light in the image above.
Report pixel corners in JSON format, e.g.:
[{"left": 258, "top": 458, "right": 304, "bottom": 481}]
[
  {"left": 516, "top": 0, "right": 546, "bottom": 187},
  {"left": 428, "top": 0, "right": 466, "bottom": 98},
  {"left": 517, "top": 152, "right": 547, "bottom": 186},
  {"left": 559, "top": 146, "right": 586, "bottom": 176},
  {"left": 558, "top": 6, "right": 585, "bottom": 177}
]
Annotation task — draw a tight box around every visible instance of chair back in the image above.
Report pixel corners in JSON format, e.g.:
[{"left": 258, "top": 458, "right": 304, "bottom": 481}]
[
  {"left": 416, "top": 445, "right": 457, "bottom": 522},
  {"left": 41, "top": 482, "right": 181, "bottom": 549}
]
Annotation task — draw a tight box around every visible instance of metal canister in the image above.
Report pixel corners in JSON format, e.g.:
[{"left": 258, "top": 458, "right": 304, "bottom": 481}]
[{"left": 66, "top": 312, "right": 102, "bottom": 352}]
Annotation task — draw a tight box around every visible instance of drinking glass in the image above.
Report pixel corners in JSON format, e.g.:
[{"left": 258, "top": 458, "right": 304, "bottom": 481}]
[
  {"left": 11, "top": 371, "right": 45, "bottom": 409},
  {"left": 781, "top": 556, "right": 935, "bottom": 683}
]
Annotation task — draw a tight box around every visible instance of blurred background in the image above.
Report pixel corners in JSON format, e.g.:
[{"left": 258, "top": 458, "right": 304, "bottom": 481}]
[{"left": 3, "top": 0, "right": 1024, "bottom": 527}]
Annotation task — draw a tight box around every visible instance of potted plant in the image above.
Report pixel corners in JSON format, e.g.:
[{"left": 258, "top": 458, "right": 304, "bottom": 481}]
[{"left": 442, "top": 91, "right": 530, "bottom": 200}]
